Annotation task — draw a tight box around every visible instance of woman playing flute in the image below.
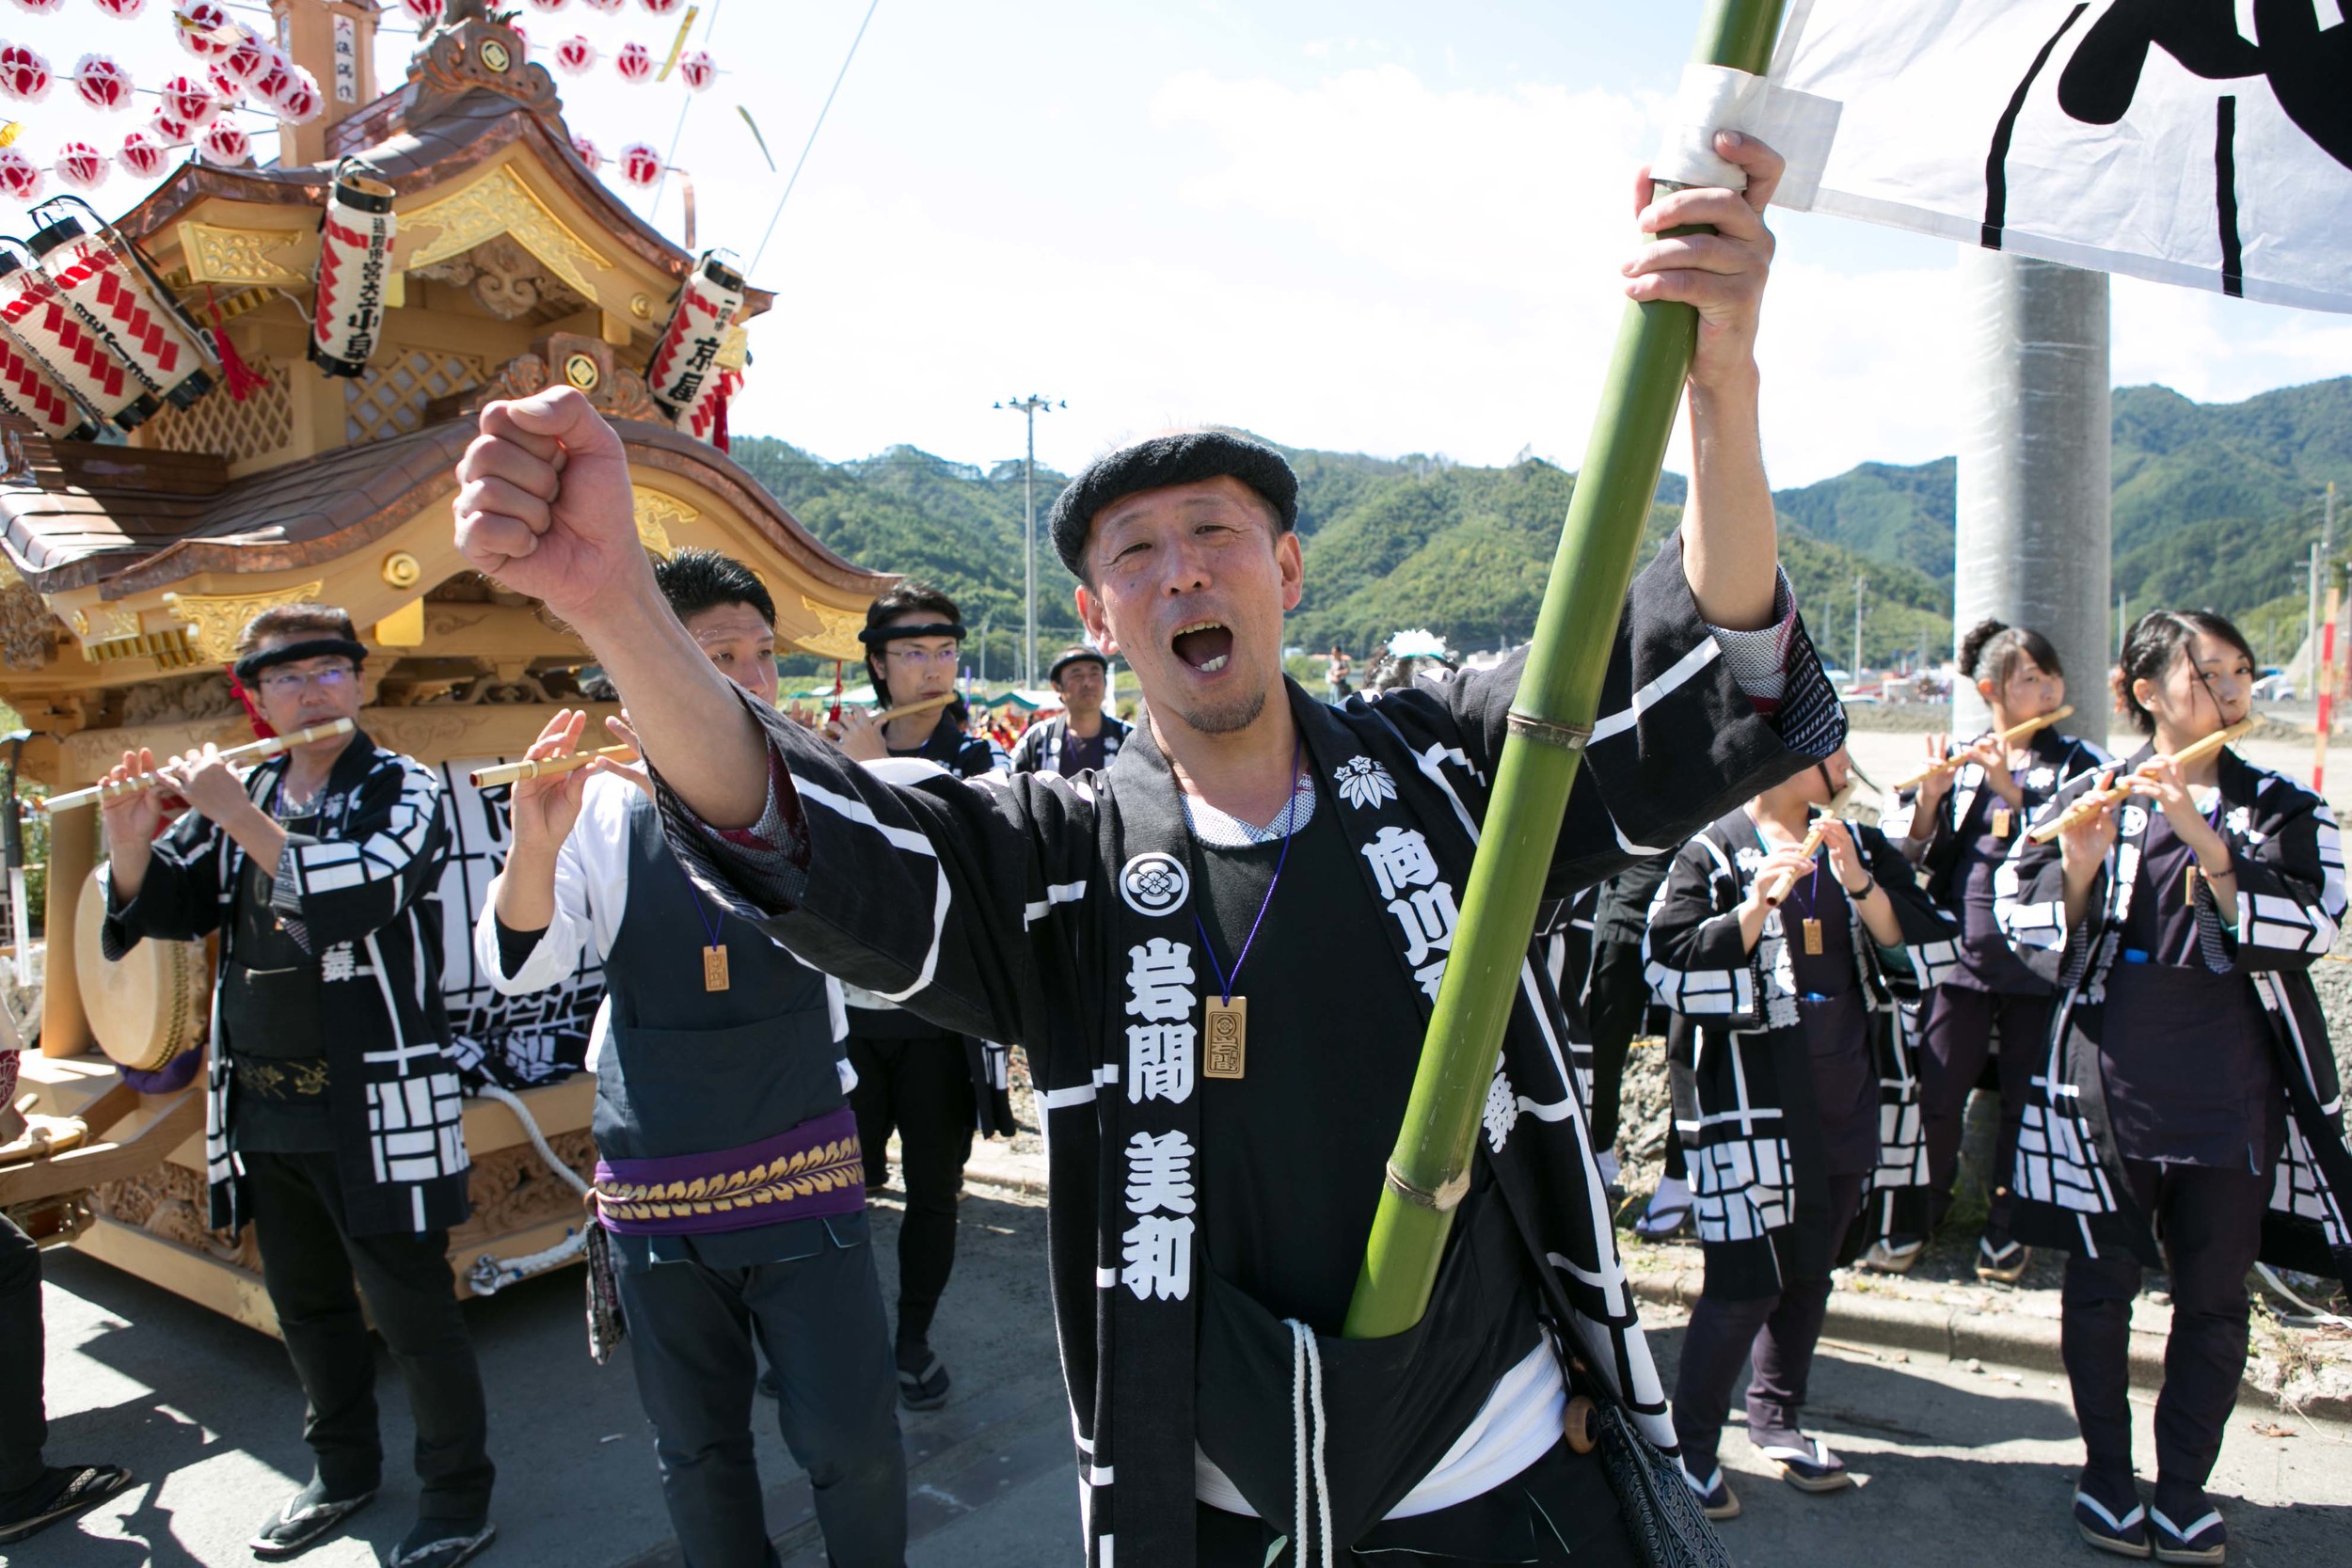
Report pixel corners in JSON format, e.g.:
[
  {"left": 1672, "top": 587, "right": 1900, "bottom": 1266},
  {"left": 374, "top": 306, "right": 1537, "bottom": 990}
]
[
  {"left": 1996, "top": 610, "right": 2352, "bottom": 1563},
  {"left": 1874, "top": 621, "right": 2109, "bottom": 1282},
  {"left": 1643, "top": 745, "right": 1960, "bottom": 1520}
]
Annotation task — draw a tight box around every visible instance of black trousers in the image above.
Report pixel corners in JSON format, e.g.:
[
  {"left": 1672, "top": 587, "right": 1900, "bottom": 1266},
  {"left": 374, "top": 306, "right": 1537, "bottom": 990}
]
[
  {"left": 1585, "top": 937, "right": 1651, "bottom": 1151},
  {"left": 1916, "top": 986, "right": 2048, "bottom": 1235},
  {"left": 2062, "top": 1159, "right": 2268, "bottom": 1487},
  {"left": 846, "top": 1033, "right": 974, "bottom": 1350},
  {"left": 1670, "top": 1171, "right": 1866, "bottom": 1473},
  {"left": 243, "top": 1149, "right": 495, "bottom": 1519},
  {"left": 0, "top": 1212, "right": 44, "bottom": 1495},
  {"left": 615, "top": 1228, "right": 906, "bottom": 1568}
]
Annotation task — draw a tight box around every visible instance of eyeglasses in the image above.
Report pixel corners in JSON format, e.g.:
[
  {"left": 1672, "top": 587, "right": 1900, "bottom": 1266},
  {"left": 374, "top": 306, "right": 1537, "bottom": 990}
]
[
  {"left": 884, "top": 646, "right": 960, "bottom": 667},
  {"left": 259, "top": 665, "right": 356, "bottom": 697}
]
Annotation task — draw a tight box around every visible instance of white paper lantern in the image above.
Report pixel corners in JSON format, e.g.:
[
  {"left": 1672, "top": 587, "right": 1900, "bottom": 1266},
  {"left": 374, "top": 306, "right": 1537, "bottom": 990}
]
[
  {"left": 211, "top": 26, "right": 268, "bottom": 88},
  {"left": 54, "top": 140, "right": 109, "bottom": 193},
  {"left": 678, "top": 51, "right": 716, "bottom": 91},
  {"left": 0, "top": 149, "right": 41, "bottom": 200},
  {"left": 614, "top": 42, "right": 653, "bottom": 84},
  {"left": 641, "top": 0, "right": 684, "bottom": 14},
  {"left": 554, "top": 36, "right": 596, "bottom": 76},
  {"left": 173, "top": 2, "right": 235, "bottom": 61},
  {"left": 159, "top": 73, "right": 218, "bottom": 126},
  {"left": 92, "top": 0, "right": 146, "bottom": 18},
  {"left": 619, "top": 142, "right": 660, "bottom": 187},
  {"left": 73, "top": 55, "right": 133, "bottom": 111},
  {"left": 570, "top": 134, "right": 602, "bottom": 174},
  {"left": 117, "top": 130, "right": 167, "bottom": 178},
  {"left": 8, "top": 0, "right": 70, "bottom": 17},
  {"left": 268, "top": 66, "right": 323, "bottom": 123},
  {"left": 197, "top": 119, "right": 251, "bottom": 167},
  {"left": 0, "top": 45, "right": 53, "bottom": 103}
]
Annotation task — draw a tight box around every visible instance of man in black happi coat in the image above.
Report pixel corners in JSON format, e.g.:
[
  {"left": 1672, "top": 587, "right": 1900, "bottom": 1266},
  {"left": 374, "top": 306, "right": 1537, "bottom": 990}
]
[
  {"left": 1011, "top": 646, "right": 1133, "bottom": 778},
  {"left": 454, "top": 135, "right": 1838, "bottom": 1567}
]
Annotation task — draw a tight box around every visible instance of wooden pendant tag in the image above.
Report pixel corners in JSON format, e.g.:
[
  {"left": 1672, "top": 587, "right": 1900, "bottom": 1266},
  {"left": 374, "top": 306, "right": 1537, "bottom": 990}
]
[
  {"left": 703, "top": 944, "right": 731, "bottom": 992},
  {"left": 1802, "top": 917, "right": 1824, "bottom": 955},
  {"left": 2184, "top": 864, "right": 2202, "bottom": 910},
  {"left": 1203, "top": 996, "right": 1248, "bottom": 1080},
  {"left": 1992, "top": 806, "right": 2012, "bottom": 839}
]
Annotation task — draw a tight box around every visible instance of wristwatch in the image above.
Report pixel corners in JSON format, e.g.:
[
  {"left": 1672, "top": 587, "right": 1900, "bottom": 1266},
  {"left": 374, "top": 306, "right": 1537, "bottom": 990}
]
[{"left": 1843, "top": 869, "right": 1875, "bottom": 900}]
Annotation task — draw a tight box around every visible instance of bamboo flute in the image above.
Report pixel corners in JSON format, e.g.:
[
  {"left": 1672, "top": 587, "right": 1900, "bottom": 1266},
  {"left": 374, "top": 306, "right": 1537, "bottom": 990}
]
[
  {"left": 2024, "top": 718, "right": 2259, "bottom": 845},
  {"left": 1343, "top": 0, "right": 1793, "bottom": 1339},
  {"left": 1759, "top": 821, "right": 1830, "bottom": 908},
  {"left": 1889, "top": 705, "right": 2075, "bottom": 792},
  {"left": 39, "top": 719, "right": 358, "bottom": 813},
  {"left": 469, "top": 744, "right": 638, "bottom": 789},
  {"left": 823, "top": 691, "right": 958, "bottom": 737}
]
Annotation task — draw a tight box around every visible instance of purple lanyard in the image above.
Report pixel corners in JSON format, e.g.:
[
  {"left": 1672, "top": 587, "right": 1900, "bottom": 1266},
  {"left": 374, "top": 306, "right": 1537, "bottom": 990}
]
[
  {"left": 1190, "top": 736, "right": 1304, "bottom": 1007},
  {"left": 670, "top": 852, "right": 726, "bottom": 952}
]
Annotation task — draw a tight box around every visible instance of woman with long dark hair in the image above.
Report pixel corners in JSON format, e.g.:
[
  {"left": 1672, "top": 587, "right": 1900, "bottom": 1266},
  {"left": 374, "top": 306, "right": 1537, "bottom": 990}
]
[
  {"left": 1875, "top": 620, "right": 2107, "bottom": 1280},
  {"left": 1998, "top": 610, "right": 2352, "bottom": 1562}
]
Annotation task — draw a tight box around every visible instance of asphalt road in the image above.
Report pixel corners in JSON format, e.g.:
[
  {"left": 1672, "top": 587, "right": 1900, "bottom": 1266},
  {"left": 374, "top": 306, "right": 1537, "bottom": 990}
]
[{"left": 27, "top": 1169, "right": 2352, "bottom": 1567}]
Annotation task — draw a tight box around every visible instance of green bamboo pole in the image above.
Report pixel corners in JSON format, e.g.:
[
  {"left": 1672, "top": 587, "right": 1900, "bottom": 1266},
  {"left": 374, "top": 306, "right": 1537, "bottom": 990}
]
[{"left": 1344, "top": 0, "right": 1790, "bottom": 1340}]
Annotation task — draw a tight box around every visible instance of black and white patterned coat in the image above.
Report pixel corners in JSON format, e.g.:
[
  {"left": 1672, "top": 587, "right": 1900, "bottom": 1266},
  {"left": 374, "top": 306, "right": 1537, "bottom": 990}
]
[
  {"left": 1643, "top": 814, "right": 1961, "bottom": 1297},
  {"left": 102, "top": 735, "right": 467, "bottom": 1239},
  {"left": 653, "top": 540, "right": 1844, "bottom": 1566},
  {"left": 1881, "top": 723, "right": 2111, "bottom": 903},
  {"left": 1994, "top": 745, "right": 2352, "bottom": 1283}
]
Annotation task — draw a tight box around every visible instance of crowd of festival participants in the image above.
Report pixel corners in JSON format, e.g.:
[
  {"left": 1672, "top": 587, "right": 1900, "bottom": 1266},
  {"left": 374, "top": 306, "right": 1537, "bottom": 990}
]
[{"left": 5, "top": 141, "right": 2348, "bottom": 1568}]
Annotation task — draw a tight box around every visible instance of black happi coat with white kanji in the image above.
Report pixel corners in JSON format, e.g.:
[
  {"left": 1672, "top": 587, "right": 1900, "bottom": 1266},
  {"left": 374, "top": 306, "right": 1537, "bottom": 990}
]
[
  {"left": 1643, "top": 815, "right": 1961, "bottom": 1299},
  {"left": 657, "top": 540, "right": 1842, "bottom": 1566},
  {"left": 1994, "top": 746, "right": 2352, "bottom": 1285},
  {"left": 102, "top": 734, "right": 467, "bottom": 1238},
  {"left": 1884, "top": 723, "right": 2112, "bottom": 906}
]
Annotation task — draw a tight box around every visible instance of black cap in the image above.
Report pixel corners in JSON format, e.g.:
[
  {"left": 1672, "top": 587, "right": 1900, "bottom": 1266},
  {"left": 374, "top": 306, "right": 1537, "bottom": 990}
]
[
  {"left": 1047, "top": 645, "right": 1107, "bottom": 682},
  {"left": 1046, "top": 429, "right": 1296, "bottom": 578}
]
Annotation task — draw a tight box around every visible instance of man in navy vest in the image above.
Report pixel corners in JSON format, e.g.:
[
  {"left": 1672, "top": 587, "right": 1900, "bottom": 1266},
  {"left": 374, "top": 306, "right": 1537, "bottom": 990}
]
[
  {"left": 478, "top": 549, "right": 904, "bottom": 1568},
  {"left": 1009, "top": 646, "right": 1132, "bottom": 778}
]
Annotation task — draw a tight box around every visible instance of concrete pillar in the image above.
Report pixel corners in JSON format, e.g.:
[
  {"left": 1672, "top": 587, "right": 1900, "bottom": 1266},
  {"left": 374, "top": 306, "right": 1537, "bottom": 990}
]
[{"left": 1953, "top": 250, "right": 2112, "bottom": 749}]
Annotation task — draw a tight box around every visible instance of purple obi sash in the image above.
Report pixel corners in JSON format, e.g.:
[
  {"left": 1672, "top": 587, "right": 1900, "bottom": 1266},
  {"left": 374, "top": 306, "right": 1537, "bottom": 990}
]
[{"left": 591, "top": 1104, "right": 865, "bottom": 1236}]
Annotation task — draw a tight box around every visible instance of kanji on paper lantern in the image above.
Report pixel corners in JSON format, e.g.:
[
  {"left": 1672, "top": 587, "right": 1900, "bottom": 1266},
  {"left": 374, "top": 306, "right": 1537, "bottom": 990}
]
[
  {"left": 92, "top": 0, "right": 146, "bottom": 17},
  {"left": 397, "top": 0, "right": 445, "bottom": 24},
  {"left": 197, "top": 119, "right": 249, "bottom": 166},
  {"left": 73, "top": 55, "right": 133, "bottom": 111},
  {"left": 117, "top": 129, "right": 167, "bottom": 177},
  {"left": 619, "top": 142, "right": 660, "bottom": 187},
  {"left": 0, "top": 45, "right": 52, "bottom": 103},
  {"left": 554, "top": 36, "right": 596, "bottom": 76},
  {"left": 174, "top": 2, "right": 235, "bottom": 60},
  {"left": 677, "top": 50, "right": 715, "bottom": 91},
  {"left": 159, "top": 73, "right": 218, "bottom": 126},
  {"left": 268, "top": 65, "right": 322, "bottom": 123},
  {"left": 614, "top": 42, "right": 653, "bottom": 84},
  {"left": 0, "top": 149, "right": 41, "bottom": 201},
  {"left": 569, "top": 134, "right": 601, "bottom": 173},
  {"left": 54, "top": 140, "right": 108, "bottom": 192}
]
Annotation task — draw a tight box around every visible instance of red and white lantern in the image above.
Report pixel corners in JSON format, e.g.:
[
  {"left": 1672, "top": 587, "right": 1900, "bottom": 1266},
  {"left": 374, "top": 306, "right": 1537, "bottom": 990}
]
[
  {"left": 645, "top": 251, "right": 745, "bottom": 421},
  {"left": 269, "top": 65, "right": 322, "bottom": 124},
  {"left": 398, "top": 0, "right": 445, "bottom": 24},
  {"left": 569, "top": 134, "right": 601, "bottom": 173},
  {"left": 614, "top": 42, "right": 653, "bottom": 84},
  {"left": 173, "top": 2, "right": 235, "bottom": 60},
  {"left": 211, "top": 27, "right": 268, "bottom": 90},
  {"left": 0, "top": 245, "right": 154, "bottom": 429},
  {"left": 0, "top": 317, "right": 98, "bottom": 441},
  {"left": 73, "top": 55, "right": 133, "bottom": 111},
  {"left": 117, "top": 131, "right": 167, "bottom": 179},
  {"left": 0, "top": 45, "right": 52, "bottom": 103},
  {"left": 619, "top": 142, "right": 661, "bottom": 187},
  {"left": 159, "top": 73, "right": 218, "bottom": 126},
  {"left": 677, "top": 366, "right": 738, "bottom": 445},
  {"left": 197, "top": 120, "right": 250, "bottom": 167},
  {"left": 29, "top": 204, "right": 214, "bottom": 411},
  {"left": 54, "top": 142, "right": 108, "bottom": 194},
  {"left": 151, "top": 114, "right": 193, "bottom": 146},
  {"left": 554, "top": 36, "right": 596, "bottom": 76},
  {"left": 247, "top": 48, "right": 295, "bottom": 108},
  {"left": 641, "top": 0, "right": 685, "bottom": 14},
  {"left": 310, "top": 162, "right": 396, "bottom": 378},
  {"left": 92, "top": 0, "right": 146, "bottom": 17},
  {"left": 677, "top": 50, "right": 716, "bottom": 91},
  {"left": 0, "top": 150, "right": 40, "bottom": 202}
]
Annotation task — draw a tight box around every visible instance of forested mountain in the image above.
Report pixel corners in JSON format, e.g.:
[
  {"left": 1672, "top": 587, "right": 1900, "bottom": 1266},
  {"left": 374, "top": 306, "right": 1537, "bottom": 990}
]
[{"left": 732, "top": 376, "right": 2350, "bottom": 674}]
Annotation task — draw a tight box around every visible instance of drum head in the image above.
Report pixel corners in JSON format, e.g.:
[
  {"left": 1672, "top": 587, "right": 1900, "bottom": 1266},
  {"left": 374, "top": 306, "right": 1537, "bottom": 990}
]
[{"left": 73, "top": 863, "right": 211, "bottom": 1072}]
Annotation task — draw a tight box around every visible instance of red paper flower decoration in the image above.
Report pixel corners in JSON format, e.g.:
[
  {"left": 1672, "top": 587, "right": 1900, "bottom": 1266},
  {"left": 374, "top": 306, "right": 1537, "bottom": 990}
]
[
  {"left": 118, "top": 129, "right": 167, "bottom": 178},
  {"left": 554, "top": 36, "right": 596, "bottom": 76},
  {"left": 619, "top": 142, "right": 661, "bottom": 187},
  {"left": 9, "top": 0, "right": 69, "bottom": 17},
  {"left": 570, "top": 134, "right": 602, "bottom": 173},
  {"left": 614, "top": 41, "right": 653, "bottom": 84},
  {"left": 197, "top": 119, "right": 250, "bottom": 167},
  {"left": 580, "top": 0, "right": 624, "bottom": 12},
  {"left": 151, "top": 113, "right": 192, "bottom": 144},
  {"left": 271, "top": 66, "right": 322, "bottom": 124},
  {"left": 212, "top": 26, "right": 268, "bottom": 88},
  {"left": 398, "top": 0, "right": 446, "bottom": 24},
  {"left": 74, "top": 54, "right": 133, "bottom": 111},
  {"left": 55, "top": 140, "right": 109, "bottom": 193},
  {"left": 641, "top": 0, "right": 684, "bottom": 14},
  {"left": 174, "top": 2, "right": 235, "bottom": 60},
  {"left": 247, "top": 49, "right": 294, "bottom": 106},
  {"left": 160, "top": 72, "right": 218, "bottom": 126},
  {"left": 92, "top": 0, "right": 146, "bottom": 17},
  {"left": 0, "top": 149, "right": 42, "bottom": 202},
  {"left": 0, "top": 44, "right": 53, "bottom": 103},
  {"left": 677, "top": 50, "right": 715, "bottom": 91},
  {"left": 527, "top": 0, "right": 568, "bottom": 10}
]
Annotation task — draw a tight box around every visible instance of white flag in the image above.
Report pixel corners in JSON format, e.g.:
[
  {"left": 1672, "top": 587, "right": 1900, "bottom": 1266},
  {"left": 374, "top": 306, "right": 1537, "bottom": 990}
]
[{"left": 1769, "top": 0, "right": 2352, "bottom": 312}]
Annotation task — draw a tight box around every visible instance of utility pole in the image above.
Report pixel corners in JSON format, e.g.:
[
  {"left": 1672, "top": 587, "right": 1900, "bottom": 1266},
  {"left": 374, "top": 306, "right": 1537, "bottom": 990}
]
[
  {"left": 977, "top": 611, "right": 992, "bottom": 689},
  {"left": 994, "top": 395, "right": 1064, "bottom": 687},
  {"left": 2117, "top": 590, "right": 2127, "bottom": 657},
  {"left": 1851, "top": 573, "right": 1866, "bottom": 682}
]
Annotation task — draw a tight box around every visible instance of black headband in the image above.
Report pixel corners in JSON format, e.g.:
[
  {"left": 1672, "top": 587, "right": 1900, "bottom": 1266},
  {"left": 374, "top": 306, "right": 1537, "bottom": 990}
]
[
  {"left": 232, "top": 637, "right": 368, "bottom": 685},
  {"left": 858, "top": 620, "right": 964, "bottom": 648}
]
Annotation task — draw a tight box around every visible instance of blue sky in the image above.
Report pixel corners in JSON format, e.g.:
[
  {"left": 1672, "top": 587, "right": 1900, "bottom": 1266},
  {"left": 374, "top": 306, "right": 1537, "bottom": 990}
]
[{"left": 0, "top": 1, "right": 2343, "bottom": 486}]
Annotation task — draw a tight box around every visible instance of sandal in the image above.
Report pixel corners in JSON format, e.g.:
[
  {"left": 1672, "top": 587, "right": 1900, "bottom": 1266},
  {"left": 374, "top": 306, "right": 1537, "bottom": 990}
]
[
  {"left": 898, "top": 1352, "right": 951, "bottom": 1412},
  {"left": 1633, "top": 1177, "right": 1692, "bottom": 1240}
]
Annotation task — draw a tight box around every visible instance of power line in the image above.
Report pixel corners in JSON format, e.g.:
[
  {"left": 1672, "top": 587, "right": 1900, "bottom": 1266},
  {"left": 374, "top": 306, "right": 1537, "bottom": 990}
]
[{"left": 749, "top": 0, "right": 883, "bottom": 274}]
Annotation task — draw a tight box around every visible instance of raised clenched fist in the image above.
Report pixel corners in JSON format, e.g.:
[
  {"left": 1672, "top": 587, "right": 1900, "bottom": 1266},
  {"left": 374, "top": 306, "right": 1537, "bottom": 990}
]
[{"left": 453, "top": 388, "right": 652, "bottom": 630}]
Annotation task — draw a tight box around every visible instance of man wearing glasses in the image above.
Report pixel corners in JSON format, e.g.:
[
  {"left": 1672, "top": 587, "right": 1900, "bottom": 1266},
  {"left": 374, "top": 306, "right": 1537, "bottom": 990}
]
[
  {"left": 833, "top": 584, "right": 1012, "bottom": 1412},
  {"left": 96, "top": 606, "right": 497, "bottom": 1568}
]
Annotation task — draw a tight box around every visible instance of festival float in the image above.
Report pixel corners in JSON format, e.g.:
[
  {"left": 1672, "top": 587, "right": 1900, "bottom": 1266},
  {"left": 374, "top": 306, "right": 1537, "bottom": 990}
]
[{"left": 0, "top": 0, "right": 892, "bottom": 1332}]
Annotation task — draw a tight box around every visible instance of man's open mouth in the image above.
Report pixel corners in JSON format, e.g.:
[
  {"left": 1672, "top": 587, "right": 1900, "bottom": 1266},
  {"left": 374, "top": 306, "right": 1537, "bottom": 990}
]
[{"left": 1171, "top": 621, "right": 1232, "bottom": 674}]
